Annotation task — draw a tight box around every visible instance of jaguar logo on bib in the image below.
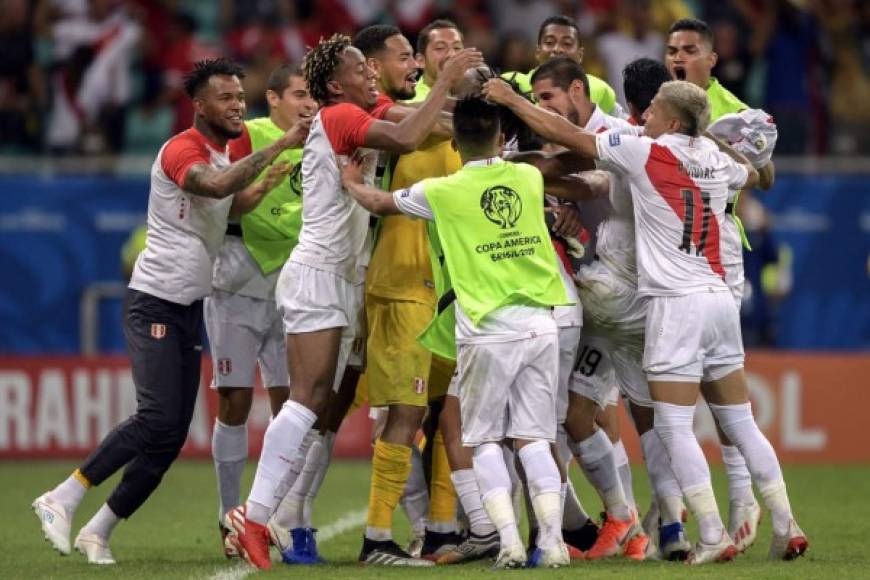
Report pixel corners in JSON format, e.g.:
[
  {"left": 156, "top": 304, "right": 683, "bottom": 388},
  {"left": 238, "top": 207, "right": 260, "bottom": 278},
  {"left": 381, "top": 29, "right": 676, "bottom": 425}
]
[{"left": 480, "top": 185, "right": 522, "bottom": 229}]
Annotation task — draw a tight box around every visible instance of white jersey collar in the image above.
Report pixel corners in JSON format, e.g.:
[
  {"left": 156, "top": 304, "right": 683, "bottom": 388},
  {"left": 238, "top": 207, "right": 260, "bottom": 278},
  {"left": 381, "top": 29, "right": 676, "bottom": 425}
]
[
  {"left": 464, "top": 156, "right": 504, "bottom": 168},
  {"left": 583, "top": 105, "right": 606, "bottom": 132}
]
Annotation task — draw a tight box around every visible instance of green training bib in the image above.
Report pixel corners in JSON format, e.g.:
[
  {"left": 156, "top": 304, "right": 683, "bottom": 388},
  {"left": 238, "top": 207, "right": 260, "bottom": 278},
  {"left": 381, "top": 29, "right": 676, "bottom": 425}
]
[
  {"left": 240, "top": 117, "right": 304, "bottom": 275},
  {"left": 422, "top": 160, "right": 571, "bottom": 326}
]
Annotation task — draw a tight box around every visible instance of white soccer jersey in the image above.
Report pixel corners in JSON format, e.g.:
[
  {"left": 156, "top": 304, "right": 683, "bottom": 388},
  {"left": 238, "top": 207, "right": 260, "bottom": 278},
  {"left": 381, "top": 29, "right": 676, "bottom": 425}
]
[
  {"left": 595, "top": 131, "right": 748, "bottom": 297},
  {"left": 289, "top": 95, "right": 393, "bottom": 284},
  {"left": 583, "top": 108, "right": 638, "bottom": 286},
  {"left": 129, "top": 128, "right": 234, "bottom": 305}
]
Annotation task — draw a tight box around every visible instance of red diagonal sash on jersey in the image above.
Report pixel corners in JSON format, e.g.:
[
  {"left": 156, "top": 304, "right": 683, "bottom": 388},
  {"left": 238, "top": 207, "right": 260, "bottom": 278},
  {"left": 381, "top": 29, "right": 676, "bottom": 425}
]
[{"left": 644, "top": 143, "right": 725, "bottom": 279}]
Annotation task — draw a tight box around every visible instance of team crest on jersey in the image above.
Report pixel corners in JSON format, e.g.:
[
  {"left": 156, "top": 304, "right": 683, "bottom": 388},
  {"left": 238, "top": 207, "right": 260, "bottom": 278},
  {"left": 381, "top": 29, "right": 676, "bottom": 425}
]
[
  {"left": 609, "top": 133, "right": 621, "bottom": 147},
  {"left": 413, "top": 377, "right": 426, "bottom": 394},
  {"left": 480, "top": 185, "right": 523, "bottom": 229},
  {"left": 150, "top": 323, "right": 167, "bottom": 339},
  {"left": 218, "top": 358, "right": 232, "bottom": 376},
  {"left": 288, "top": 162, "right": 303, "bottom": 196}
]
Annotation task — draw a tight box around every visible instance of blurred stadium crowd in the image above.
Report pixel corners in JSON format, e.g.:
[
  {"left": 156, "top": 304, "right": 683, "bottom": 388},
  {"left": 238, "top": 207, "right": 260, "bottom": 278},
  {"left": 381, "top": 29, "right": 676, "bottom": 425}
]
[{"left": 1, "top": 0, "right": 869, "bottom": 157}]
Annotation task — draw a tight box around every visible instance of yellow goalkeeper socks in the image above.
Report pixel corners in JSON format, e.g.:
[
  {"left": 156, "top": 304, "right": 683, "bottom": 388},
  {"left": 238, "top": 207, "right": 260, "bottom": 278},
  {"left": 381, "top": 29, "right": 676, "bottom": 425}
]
[
  {"left": 365, "top": 439, "right": 412, "bottom": 540},
  {"left": 427, "top": 429, "right": 458, "bottom": 533}
]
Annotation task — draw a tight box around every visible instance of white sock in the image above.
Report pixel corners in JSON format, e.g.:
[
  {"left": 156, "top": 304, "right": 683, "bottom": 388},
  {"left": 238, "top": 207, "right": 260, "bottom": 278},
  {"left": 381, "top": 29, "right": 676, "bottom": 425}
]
[
  {"left": 721, "top": 444, "right": 754, "bottom": 506},
  {"left": 284, "top": 431, "right": 325, "bottom": 529},
  {"left": 451, "top": 469, "right": 496, "bottom": 536},
  {"left": 401, "top": 445, "right": 429, "bottom": 536},
  {"left": 562, "top": 479, "right": 590, "bottom": 529},
  {"left": 246, "top": 400, "right": 317, "bottom": 525},
  {"left": 212, "top": 419, "right": 247, "bottom": 521},
  {"left": 303, "top": 430, "right": 335, "bottom": 527},
  {"left": 686, "top": 485, "right": 725, "bottom": 545},
  {"left": 613, "top": 440, "right": 636, "bottom": 513},
  {"left": 81, "top": 503, "right": 120, "bottom": 540},
  {"left": 270, "top": 428, "right": 317, "bottom": 528},
  {"left": 570, "top": 429, "right": 630, "bottom": 520},
  {"left": 51, "top": 475, "right": 87, "bottom": 514},
  {"left": 654, "top": 402, "right": 723, "bottom": 544},
  {"left": 709, "top": 402, "right": 792, "bottom": 535},
  {"left": 518, "top": 441, "right": 563, "bottom": 550},
  {"left": 639, "top": 430, "right": 683, "bottom": 525},
  {"left": 501, "top": 445, "right": 524, "bottom": 519},
  {"left": 474, "top": 443, "right": 521, "bottom": 548}
]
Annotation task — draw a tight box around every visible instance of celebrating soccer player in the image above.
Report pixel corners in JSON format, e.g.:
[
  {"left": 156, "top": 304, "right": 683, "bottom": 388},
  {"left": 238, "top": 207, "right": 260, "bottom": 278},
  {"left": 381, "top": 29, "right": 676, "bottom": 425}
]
[
  {"left": 32, "top": 58, "right": 308, "bottom": 565},
  {"left": 224, "top": 34, "right": 482, "bottom": 570},
  {"left": 483, "top": 74, "right": 808, "bottom": 564}
]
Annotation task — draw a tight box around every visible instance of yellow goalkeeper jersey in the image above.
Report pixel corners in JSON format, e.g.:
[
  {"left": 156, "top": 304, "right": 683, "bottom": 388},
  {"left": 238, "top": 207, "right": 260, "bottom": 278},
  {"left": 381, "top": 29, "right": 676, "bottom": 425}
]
[{"left": 366, "top": 79, "right": 462, "bottom": 305}]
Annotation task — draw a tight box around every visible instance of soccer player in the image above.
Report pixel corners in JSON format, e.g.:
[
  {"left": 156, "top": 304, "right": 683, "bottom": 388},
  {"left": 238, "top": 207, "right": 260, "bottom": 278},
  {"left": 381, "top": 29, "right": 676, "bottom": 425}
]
[
  {"left": 504, "top": 15, "right": 623, "bottom": 117},
  {"left": 341, "top": 95, "right": 574, "bottom": 569},
  {"left": 665, "top": 17, "right": 777, "bottom": 551},
  {"left": 207, "top": 63, "right": 316, "bottom": 558},
  {"left": 483, "top": 75, "right": 809, "bottom": 564},
  {"left": 522, "top": 56, "right": 647, "bottom": 560},
  {"left": 354, "top": 21, "right": 466, "bottom": 562},
  {"left": 225, "top": 34, "right": 482, "bottom": 570},
  {"left": 32, "top": 58, "right": 307, "bottom": 564}
]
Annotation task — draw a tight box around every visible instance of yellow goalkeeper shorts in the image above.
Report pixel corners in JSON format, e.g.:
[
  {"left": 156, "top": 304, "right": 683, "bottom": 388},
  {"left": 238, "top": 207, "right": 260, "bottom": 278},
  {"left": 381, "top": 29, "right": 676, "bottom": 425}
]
[{"left": 365, "top": 295, "right": 434, "bottom": 408}]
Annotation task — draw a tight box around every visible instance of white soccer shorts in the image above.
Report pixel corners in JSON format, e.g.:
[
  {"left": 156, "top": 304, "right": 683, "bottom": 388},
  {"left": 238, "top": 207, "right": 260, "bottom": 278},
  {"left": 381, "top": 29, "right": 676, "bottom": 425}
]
[
  {"left": 557, "top": 325, "right": 582, "bottom": 423},
  {"left": 204, "top": 289, "right": 288, "bottom": 388},
  {"left": 276, "top": 260, "right": 362, "bottom": 391},
  {"left": 643, "top": 291, "right": 745, "bottom": 383},
  {"left": 457, "top": 333, "right": 560, "bottom": 446}
]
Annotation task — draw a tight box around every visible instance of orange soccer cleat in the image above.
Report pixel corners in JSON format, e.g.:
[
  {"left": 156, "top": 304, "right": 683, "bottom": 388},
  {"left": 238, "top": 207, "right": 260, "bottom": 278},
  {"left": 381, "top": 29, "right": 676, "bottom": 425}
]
[{"left": 583, "top": 514, "right": 634, "bottom": 560}]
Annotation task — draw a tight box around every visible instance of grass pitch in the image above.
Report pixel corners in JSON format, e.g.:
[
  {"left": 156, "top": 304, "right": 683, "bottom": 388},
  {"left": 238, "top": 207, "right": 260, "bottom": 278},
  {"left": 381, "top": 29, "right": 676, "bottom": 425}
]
[{"left": 2, "top": 460, "right": 867, "bottom": 579}]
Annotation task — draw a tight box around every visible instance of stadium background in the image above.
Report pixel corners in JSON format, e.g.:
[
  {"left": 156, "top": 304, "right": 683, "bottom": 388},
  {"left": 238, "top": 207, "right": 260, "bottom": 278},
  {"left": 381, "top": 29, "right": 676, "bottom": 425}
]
[{"left": 0, "top": 0, "right": 868, "bottom": 576}]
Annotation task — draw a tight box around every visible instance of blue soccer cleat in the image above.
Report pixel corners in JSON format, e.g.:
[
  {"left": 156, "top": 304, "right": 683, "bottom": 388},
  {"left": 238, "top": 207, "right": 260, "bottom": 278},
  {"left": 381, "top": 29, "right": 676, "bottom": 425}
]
[
  {"left": 280, "top": 527, "right": 326, "bottom": 565},
  {"left": 659, "top": 522, "right": 691, "bottom": 561}
]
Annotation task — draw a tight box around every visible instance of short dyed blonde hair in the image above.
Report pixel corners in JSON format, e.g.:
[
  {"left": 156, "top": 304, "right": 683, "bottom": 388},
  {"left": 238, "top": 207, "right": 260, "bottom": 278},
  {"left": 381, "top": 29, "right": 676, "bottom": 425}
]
[{"left": 657, "top": 80, "right": 710, "bottom": 137}]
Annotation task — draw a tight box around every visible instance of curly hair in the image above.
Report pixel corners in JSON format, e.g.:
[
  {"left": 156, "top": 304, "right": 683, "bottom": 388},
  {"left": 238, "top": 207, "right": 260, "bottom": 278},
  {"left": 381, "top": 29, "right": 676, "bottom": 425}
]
[
  {"left": 183, "top": 58, "right": 245, "bottom": 99},
  {"left": 303, "top": 33, "right": 353, "bottom": 105}
]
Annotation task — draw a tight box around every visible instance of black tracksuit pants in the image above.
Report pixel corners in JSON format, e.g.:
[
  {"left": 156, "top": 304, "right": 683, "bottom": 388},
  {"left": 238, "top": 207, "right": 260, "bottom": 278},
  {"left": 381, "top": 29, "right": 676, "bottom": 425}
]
[{"left": 79, "top": 289, "right": 203, "bottom": 518}]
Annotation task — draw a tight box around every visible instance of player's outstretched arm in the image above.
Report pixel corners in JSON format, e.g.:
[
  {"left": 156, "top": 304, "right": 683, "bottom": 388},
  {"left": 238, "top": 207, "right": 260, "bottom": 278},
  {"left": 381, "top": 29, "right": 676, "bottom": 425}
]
[
  {"left": 184, "top": 118, "right": 310, "bottom": 198},
  {"left": 385, "top": 105, "right": 454, "bottom": 139},
  {"left": 482, "top": 78, "right": 599, "bottom": 159},
  {"left": 229, "top": 161, "right": 293, "bottom": 218},
  {"left": 340, "top": 154, "right": 401, "bottom": 216},
  {"left": 546, "top": 170, "right": 611, "bottom": 203},
  {"left": 758, "top": 161, "right": 775, "bottom": 190},
  {"left": 363, "top": 49, "right": 482, "bottom": 153}
]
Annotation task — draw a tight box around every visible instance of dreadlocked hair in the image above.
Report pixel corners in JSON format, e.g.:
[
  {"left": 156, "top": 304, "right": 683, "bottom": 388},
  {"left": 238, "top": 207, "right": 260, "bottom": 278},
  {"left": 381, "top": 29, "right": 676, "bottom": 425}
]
[{"left": 303, "top": 33, "right": 352, "bottom": 105}]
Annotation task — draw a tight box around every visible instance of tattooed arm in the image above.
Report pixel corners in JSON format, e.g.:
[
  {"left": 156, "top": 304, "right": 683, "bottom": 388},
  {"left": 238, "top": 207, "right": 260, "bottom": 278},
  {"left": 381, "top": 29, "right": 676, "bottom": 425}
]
[{"left": 183, "top": 118, "right": 310, "bottom": 198}]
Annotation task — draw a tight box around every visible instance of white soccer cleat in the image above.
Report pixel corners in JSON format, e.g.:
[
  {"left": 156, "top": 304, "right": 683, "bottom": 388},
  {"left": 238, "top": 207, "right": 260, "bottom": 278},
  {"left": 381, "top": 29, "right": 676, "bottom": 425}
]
[
  {"left": 537, "top": 541, "right": 570, "bottom": 568},
  {"left": 32, "top": 493, "right": 72, "bottom": 555},
  {"left": 74, "top": 531, "right": 116, "bottom": 565},
  {"left": 768, "top": 519, "right": 809, "bottom": 561},
  {"left": 729, "top": 500, "right": 762, "bottom": 552},
  {"left": 267, "top": 519, "right": 290, "bottom": 553},
  {"left": 493, "top": 542, "right": 527, "bottom": 569},
  {"left": 687, "top": 531, "right": 738, "bottom": 565}
]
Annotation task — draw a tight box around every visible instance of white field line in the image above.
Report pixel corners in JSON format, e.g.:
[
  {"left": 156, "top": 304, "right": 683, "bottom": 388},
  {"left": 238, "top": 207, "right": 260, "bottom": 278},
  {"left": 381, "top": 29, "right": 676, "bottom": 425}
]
[{"left": 204, "top": 507, "right": 368, "bottom": 580}]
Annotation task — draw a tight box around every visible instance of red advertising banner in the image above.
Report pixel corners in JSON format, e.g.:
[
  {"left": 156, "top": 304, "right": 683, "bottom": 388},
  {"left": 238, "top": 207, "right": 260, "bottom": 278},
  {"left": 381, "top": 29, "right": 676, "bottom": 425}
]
[
  {"left": 0, "top": 356, "right": 373, "bottom": 460},
  {"left": 0, "top": 352, "right": 868, "bottom": 463}
]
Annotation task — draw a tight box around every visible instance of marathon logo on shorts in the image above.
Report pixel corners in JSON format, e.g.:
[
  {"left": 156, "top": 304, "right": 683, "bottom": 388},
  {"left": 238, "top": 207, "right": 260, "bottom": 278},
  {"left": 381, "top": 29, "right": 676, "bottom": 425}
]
[
  {"left": 608, "top": 132, "right": 621, "bottom": 147},
  {"left": 414, "top": 377, "right": 426, "bottom": 394},
  {"left": 218, "top": 358, "right": 232, "bottom": 376},
  {"left": 150, "top": 323, "right": 167, "bottom": 339}
]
